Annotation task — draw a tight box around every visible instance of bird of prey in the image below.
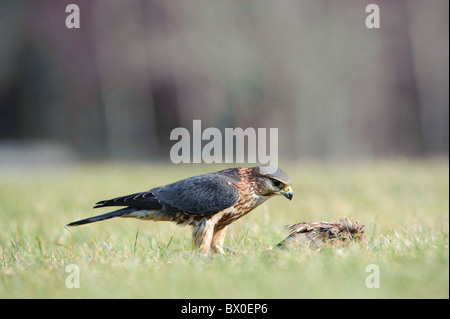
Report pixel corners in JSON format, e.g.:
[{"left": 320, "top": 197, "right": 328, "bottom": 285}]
[
  {"left": 276, "top": 217, "right": 366, "bottom": 250},
  {"left": 67, "top": 165, "right": 293, "bottom": 254}
]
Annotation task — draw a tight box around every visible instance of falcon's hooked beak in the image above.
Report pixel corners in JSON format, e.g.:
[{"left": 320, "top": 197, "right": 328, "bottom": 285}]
[{"left": 281, "top": 186, "right": 293, "bottom": 200}]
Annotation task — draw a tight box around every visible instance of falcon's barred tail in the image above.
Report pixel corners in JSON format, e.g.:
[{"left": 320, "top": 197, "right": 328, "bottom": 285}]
[
  {"left": 67, "top": 208, "right": 195, "bottom": 227},
  {"left": 66, "top": 207, "right": 135, "bottom": 226}
]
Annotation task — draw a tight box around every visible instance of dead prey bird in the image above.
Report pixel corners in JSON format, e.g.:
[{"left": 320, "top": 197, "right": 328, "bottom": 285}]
[{"left": 276, "top": 217, "right": 366, "bottom": 249}]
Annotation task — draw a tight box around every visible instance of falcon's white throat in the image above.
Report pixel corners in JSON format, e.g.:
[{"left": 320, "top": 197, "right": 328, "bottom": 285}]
[
  {"left": 252, "top": 193, "right": 271, "bottom": 206},
  {"left": 169, "top": 119, "right": 278, "bottom": 167}
]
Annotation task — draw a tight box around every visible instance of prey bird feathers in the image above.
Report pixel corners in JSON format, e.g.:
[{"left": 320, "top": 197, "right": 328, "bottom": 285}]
[
  {"left": 276, "top": 217, "right": 366, "bottom": 249},
  {"left": 67, "top": 166, "right": 293, "bottom": 254}
]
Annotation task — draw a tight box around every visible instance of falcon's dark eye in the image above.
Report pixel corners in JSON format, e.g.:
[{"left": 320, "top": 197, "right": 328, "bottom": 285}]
[{"left": 272, "top": 180, "right": 284, "bottom": 188}]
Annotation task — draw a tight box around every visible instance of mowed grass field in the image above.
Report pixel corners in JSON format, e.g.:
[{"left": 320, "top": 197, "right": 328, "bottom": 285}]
[{"left": 0, "top": 159, "right": 448, "bottom": 299}]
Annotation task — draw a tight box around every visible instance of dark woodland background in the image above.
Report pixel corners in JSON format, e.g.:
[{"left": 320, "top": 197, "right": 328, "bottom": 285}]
[{"left": 0, "top": 0, "right": 448, "bottom": 165}]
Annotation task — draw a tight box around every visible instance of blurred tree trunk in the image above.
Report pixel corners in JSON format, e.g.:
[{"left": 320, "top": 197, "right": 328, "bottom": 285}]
[{"left": 91, "top": 0, "right": 159, "bottom": 159}]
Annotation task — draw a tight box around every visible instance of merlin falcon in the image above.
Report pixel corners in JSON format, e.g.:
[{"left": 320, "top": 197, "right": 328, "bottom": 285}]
[{"left": 67, "top": 165, "right": 293, "bottom": 254}]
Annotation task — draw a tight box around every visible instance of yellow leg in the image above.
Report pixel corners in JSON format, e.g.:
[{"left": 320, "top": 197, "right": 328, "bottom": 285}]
[
  {"left": 211, "top": 225, "right": 228, "bottom": 254},
  {"left": 192, "top": 219, "right": 214, "bottom": 255}
]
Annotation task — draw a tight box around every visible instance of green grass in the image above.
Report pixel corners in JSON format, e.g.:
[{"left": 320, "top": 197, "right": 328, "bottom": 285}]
[{"left": 0, "top": 159, "right": 448, "bottom": 298}]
